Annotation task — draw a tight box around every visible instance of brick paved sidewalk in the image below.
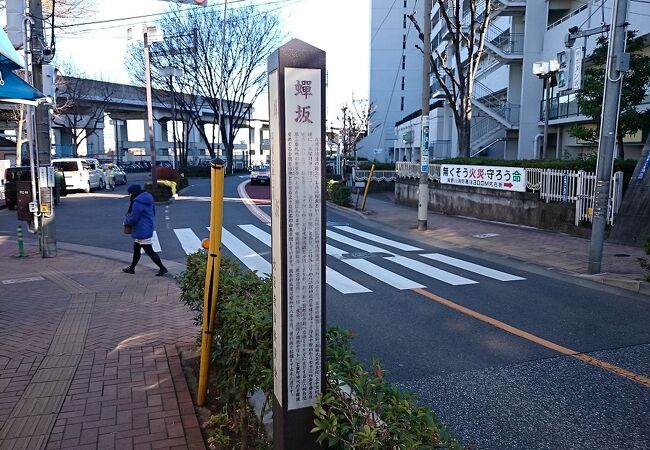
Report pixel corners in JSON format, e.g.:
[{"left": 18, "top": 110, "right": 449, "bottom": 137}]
[{"left": 0, "top": 236, "right": 205, "bottom": 450}]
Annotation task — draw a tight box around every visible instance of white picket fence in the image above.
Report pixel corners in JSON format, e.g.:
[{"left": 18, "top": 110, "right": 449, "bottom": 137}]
[{"left": 393, "top": 163, "right": 625, "bottom": 225}]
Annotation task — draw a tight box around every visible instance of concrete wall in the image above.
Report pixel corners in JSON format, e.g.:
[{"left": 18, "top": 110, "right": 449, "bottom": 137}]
[{"left": 394, "top": 179, "right": 582, "bottom": 234}]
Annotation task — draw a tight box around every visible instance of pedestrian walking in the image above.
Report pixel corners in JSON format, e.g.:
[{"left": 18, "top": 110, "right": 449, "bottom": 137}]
[
  {"left": 122, "top": 184, "right": 168, "bottom": 276},
  {"left": 105, "top": 164, "right": 115, "bottom": 191}
]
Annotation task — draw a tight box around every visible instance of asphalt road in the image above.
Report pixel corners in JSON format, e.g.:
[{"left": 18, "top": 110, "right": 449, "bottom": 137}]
[{"left": 1, "top": 174, "right": 648, "bottom": 449}]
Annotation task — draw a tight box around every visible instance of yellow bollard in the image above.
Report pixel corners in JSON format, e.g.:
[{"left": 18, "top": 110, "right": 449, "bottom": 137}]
[
  {"left": 196, "top": 158, "right": 226, "bottom": 406},
  {"left": 360, "top": 164, "right": 375, "bottom": 211}
]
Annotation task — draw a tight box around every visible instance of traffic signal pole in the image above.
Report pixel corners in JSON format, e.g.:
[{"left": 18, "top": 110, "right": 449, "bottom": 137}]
[{"left": 29, "top": 0, "right": 56, "bottom": 257}]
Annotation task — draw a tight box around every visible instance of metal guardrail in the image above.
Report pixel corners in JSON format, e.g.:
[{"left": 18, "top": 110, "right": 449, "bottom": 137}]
[{"left": 354, "top": 170, "right": 397, "bottom": 182}]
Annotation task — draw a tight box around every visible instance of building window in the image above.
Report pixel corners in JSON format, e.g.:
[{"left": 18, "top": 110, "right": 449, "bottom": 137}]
[
  {"left": 402, "top": 55, "right": 406, "bottom": 70},
  {"left": 403, "top": 14, "right": 406, "bottom": 28},
  {"left": 401, "top": 76, "right": 405, "bottom": 90},
  {"left": 403, "top": 0, "right": 407, "bottom": 7},
  {"left": 400, "top": 97, "right": 404, "bottom": 111},
  {"left": 402, "top": 34, "right": 406, "bottom": 49}
]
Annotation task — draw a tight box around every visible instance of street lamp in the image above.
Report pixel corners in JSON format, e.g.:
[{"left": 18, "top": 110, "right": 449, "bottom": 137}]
[
  {"left": 161, "top": 66, "right": 184, "bottom": 169},
  {"left": 141, "top": 25, "right": 163, "bottom": 187},
  {"left": 532, "top": 59, "right": 560, "bottom": 159}
]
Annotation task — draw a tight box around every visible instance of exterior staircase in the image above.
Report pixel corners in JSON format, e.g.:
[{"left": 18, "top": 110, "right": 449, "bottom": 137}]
[
  {"left": 472, "top": 81, "right": 520, "bottom": 128},
  {"left": 470, "top": 115, "right": 506, "bottom": 156}
]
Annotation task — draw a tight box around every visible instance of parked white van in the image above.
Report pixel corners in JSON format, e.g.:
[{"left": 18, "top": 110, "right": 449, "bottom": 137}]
[{"left": 51, "top": 158, "right": 105, "bottom": 192}]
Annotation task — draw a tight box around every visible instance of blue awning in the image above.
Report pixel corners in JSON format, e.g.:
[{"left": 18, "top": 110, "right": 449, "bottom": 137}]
[
  {"left": 0, "top": 65, "right": 46, "bottom": 105},
  {"left": 0, "top": 26, "right": 45, "bottom": 105}
]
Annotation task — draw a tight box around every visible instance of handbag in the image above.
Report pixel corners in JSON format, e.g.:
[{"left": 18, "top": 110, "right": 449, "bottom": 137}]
[{"left": 123, "top": 223, "right": 132, "bottom": 235}]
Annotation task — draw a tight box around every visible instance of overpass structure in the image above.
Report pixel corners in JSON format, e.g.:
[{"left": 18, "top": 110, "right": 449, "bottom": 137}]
[{"left": 1, "top": 77, "right": 270, "bottom": 167}]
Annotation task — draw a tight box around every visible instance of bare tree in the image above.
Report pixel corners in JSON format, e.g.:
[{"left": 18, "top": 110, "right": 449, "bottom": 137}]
[
  {"left": 125, "top": 3, "right": 283, "bottom": 171},
  {"left": 52, "top": 65, "right": 113, "bottom": 157},
  {"left": 409, "top": 0, "right": 492, "bottom": 157},
  {"left": 339, "top": 100, "right": 375, "bottom": 177}
]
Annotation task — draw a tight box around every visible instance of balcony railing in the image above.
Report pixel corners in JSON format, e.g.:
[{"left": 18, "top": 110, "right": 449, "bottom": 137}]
[
  {"left": 486, "top": 23, "right": 524, "bottom": 55},
  {"left": 548, "top": 4, "right": 588, "bottom": 30},
  {"left": 538, "top": 93, "right": 583, "bottom": 121}
]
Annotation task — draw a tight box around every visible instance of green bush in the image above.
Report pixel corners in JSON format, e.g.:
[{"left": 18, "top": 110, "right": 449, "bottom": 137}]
[
  {"left": 327, "top": 180, "right": 351, "bottom": 206},
  {"left": 638, "top": 237, "right": 650, "bottom": 282},
  {"left": 178, "top": 176, "right": 190, "bottom": 191},
  {"left": 158, "top": 179, "right": 177, "bottom": 195},
  {"left": 144, "top": 182, "right": 172, "bottom": 201},
  {"left": 177, "top": 253, "right": 273, "bottom": 448},
  {"left": 358, "top": 161, "right": 395, "bottom": 170},
  {"left": 312, "top": 328, "right": 461, "bottom": 450},
  {"left": 177, "top": 253, "right": 462, "bottom": 449}
]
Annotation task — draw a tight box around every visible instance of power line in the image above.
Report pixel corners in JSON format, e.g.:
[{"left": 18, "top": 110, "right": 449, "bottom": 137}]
[
  {"left": 57, "top": 0, "right": 297, "bottom": 31},
  {"left": 371, "top": 0, "right": 400, "bottom": 45},
  {"left": 57, "top": 0, "right": 302, "bottom": 37}
]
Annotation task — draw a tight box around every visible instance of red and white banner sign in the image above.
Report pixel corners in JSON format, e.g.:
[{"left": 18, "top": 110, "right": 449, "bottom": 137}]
[{"left": 440, "top": 164, "right": 526, "bottom": 192}]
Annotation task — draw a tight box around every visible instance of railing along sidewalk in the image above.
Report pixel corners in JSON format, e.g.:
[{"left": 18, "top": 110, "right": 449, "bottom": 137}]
[{"left": 395, "top": 162, "right": 624, "bottom": 225}]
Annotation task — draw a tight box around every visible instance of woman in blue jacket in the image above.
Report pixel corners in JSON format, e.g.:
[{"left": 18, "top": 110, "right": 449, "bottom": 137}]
[{"left": 123, "top": 184, "right": 168, "bottom": 276}]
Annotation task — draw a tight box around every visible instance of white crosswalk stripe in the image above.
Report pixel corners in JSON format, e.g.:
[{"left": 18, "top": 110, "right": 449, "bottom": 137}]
[
  {"left": 333, "top": 226, "right": 422, "bottom": 251},
  {"left": 174, "top": 228, "right": 203, "bottom": 255},
  {"left": 326, "top": 230, "right": 388, "bottom": 254},
  {"left": 166, "top": 224, "right": 525, "bottom": 292},
  {"left": 341, "top": 258, "right": 425, "bottom": 290},
  {"left": 385, "top": 255, "right": 477, "bottom": 286},
  {"left": 220, "top": 228, "right": 272, "bottom": 277},
  {"left": 421, "top": 253, "right": 525, "bottom": 281},
  {"left": 239, "top": 224, "right": 371, "bottom": 294}
]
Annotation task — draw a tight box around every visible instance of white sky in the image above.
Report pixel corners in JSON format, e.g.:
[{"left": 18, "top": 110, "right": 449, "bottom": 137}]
[{"left": 54, "top": 0, "right": 370, "bottom": 122}]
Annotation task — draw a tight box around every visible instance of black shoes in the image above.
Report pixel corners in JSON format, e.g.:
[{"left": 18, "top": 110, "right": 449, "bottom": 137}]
[{"left": 123, "top": 266, "right": 167, "bottom": 276}]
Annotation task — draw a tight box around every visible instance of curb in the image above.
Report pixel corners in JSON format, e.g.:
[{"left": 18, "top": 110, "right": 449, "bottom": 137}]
[
  {"left": 328, "top": 200, "right": 650, "bottom": 298},
  {"left": 577, "top": 274, "right": 650, "bottom": 296},
  {"left": 57, "top": 241, "right": 186, "bottom": 276}
]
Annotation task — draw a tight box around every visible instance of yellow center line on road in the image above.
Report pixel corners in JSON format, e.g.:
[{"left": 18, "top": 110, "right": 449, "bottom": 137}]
[{"left": 412, "top": 288, "right": 650, "bottom": 388}]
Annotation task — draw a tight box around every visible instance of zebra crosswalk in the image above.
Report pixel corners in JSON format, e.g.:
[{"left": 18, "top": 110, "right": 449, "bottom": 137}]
[{"left": 152, "top": 223, "right": 526, "bottom": 294}]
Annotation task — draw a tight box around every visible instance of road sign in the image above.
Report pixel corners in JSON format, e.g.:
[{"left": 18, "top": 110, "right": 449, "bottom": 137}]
[
  {"left": 268, "top": 39, "right": 326, "bottom": 450},
  {"left": 441, "top": 164, "right": 526, "bottom": 192}
]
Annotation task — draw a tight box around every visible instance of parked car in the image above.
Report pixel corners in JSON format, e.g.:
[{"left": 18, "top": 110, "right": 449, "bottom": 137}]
[
  {"left": 3, "top": 166, "right": 64, "bottom": 210},
  {"left": 113, "top": 165, "right": 127, "bottom": 185},
  {"left": 100, "top": 164, "right": 128, "bottom": 186},
  {"left": 250, "top": 165, "right": 270, "bottom": 185},
  {"left": 51, "top": 158, "right": 105, "bottom": 192}
]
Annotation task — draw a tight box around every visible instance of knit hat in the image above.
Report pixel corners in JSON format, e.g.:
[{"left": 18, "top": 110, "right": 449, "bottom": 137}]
[{"left": 127, "top": 184, "right": 142, "bottom": 194}]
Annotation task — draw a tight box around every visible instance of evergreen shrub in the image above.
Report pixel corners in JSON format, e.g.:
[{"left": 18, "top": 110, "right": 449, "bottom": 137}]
[{"left": 176, "top": 252, "right": 463, "bottom": 449}]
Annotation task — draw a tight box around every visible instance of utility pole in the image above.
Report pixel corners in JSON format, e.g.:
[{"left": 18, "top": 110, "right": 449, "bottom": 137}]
[
  {"left": 588, "top": 0, "right": 629, "bottom": 274},
  {"left": 30, "top": 0, "right": 56, "bottom": 257},
  {"left": 417, "top": 0, "right": 432, "bottom": 231},
  {"left": 144, "top": 26, "right": 157, "bottom": 188}
]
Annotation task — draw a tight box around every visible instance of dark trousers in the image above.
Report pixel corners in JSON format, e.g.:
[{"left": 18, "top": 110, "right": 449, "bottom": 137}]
[{"left": 129, "top": 242, "right": 166, "bottom": 270}]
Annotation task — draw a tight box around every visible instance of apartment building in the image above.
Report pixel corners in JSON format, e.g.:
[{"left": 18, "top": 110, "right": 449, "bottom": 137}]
[
  {"left": 357, "top": 0, "right": 425, "bottom": 162},
  {"left": 374, "top": 0, "right": 650, "bottom": 163}
]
